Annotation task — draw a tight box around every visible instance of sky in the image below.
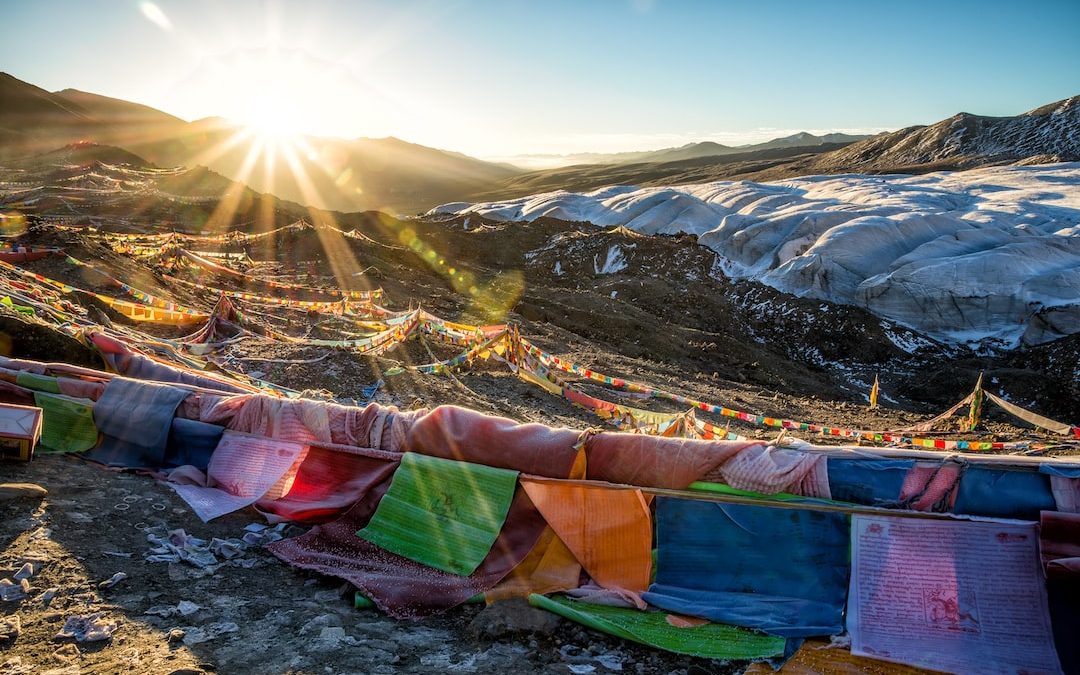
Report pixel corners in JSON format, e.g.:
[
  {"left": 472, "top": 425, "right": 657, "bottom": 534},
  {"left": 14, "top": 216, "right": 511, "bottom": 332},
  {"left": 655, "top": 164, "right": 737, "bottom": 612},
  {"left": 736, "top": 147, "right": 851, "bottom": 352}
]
[{"left": 2, "top": 0, "right": 1079, "bottom": 161}]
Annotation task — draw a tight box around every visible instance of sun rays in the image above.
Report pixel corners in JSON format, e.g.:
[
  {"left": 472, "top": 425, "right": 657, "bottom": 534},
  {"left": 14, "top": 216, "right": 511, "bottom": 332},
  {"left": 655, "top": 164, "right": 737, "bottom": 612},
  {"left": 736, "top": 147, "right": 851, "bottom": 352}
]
[{"left": 115, "top": 1, "right": 525, "bottom": 368}]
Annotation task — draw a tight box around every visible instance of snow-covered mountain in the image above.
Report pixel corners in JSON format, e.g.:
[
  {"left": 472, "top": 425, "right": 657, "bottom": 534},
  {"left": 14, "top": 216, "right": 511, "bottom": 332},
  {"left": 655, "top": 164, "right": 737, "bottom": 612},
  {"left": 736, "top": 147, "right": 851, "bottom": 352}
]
[{"left": 430, "top": 164, "right": 1080, "bottom": 347}]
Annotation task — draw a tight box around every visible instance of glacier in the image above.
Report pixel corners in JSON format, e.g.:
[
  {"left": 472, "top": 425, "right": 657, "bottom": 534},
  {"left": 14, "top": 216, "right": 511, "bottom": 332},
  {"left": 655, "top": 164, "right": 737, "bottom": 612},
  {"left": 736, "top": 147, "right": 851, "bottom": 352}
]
[{"left": 429, "top": 164, "right": 1080, "bottom": 347}]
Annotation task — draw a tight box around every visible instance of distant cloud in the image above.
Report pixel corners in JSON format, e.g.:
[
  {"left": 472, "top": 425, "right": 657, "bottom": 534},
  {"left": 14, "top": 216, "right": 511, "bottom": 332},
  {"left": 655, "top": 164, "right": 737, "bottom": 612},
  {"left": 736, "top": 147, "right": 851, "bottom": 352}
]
[{"left": 139, "top": 2, "right": 173, "bottom": 31}]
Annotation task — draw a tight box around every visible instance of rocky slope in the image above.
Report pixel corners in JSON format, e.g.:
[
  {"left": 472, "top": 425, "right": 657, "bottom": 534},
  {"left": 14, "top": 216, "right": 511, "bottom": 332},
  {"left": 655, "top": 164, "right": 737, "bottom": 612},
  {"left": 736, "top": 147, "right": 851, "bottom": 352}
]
[
  {"left": 432, "top": 163, "right": 1080, "bottom": 348},
  {"left": 806, "top": 96, "right": 1080, "bottom": 172}
]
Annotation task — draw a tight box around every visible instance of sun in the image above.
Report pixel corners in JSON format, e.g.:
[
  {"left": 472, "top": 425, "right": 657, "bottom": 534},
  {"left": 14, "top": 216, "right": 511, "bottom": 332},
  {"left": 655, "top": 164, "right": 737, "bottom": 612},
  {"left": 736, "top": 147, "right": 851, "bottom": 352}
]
[{"left": 241, "top": 94, "right": 305, "bottom": 141}]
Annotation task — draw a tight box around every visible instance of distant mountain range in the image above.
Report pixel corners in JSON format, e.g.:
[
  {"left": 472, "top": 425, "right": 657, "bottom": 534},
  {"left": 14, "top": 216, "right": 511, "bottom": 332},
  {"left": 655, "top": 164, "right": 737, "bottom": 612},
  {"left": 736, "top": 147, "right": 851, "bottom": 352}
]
[
  {"left": 1, "top": 72, "right": 1076, "bottom": 215},
  {"left": 509, "top": 132, "right": 871, "bottom": 168},
  {"left": 469, "top": 96, "right": 1080, "bottom": 203}
]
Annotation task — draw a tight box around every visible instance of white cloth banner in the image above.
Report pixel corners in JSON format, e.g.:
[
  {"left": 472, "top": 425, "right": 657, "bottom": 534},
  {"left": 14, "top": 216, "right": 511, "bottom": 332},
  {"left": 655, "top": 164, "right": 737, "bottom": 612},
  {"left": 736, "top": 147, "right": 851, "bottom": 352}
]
[
  {"left": 170, "top": 432, "right": 306, "bottom": 522},
  {"left": 848, "top": 515, "right": 1062, "bottom": 675}
]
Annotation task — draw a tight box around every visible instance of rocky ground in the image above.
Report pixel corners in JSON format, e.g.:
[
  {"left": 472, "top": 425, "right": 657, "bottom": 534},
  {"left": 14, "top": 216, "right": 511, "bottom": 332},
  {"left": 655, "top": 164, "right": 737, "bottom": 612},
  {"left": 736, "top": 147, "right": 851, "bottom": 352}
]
[
  {"left": 1, "top": 456, "right": 737, "bottom": 675},
  {"left": 0, "top": 156, "right": 1075, "bottom": 672}
]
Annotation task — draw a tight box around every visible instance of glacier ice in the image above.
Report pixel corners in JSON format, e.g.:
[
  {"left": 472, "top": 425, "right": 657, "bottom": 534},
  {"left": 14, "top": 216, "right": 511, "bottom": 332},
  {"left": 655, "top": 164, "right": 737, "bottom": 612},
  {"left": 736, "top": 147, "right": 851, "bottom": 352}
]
[{"left": 430, "top": 164, "right": 1080, "bottom": 346}]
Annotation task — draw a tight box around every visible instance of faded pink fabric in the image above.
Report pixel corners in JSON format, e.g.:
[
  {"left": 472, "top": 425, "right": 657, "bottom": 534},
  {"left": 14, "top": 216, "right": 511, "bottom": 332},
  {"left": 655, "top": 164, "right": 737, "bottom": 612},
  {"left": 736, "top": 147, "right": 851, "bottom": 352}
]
[
  {"left": 326, "top": 402, "right": 426, "bottom": 451},
  {"left": 57, "top": 378, "right": 105, "bottom": 400},
  {"left": 190, "top": 394, "right": 423, "bottom": 451},
  {"left": 256, "top": 445, "right": 399, "bottom": 524},
  {"left": 899, "top": 461, "right": 962, "bottom": 511},
  {"left": 406, "top": 405, "right": 581, "bottom": 477},
  {"left": 170, "top": 432, "right": 307, "bottom": 522},
  {"left": 793, "top": 455, "right": 832, "bottom": 499},
  {"left": 183, "top": 392, "right": 239, "bottom": 423},
  {"left": 0, "top": 356, "right": 46, "bottom": 374},
  {"left": 222, "top": 396, "right": 330, "bottom": 443},
  {"left": 586, "top": 434, "right": 754, "bottom": 489},
  {"left": 267, "top": 481, "right": 548, "bottom": 619},
  {"left": 564, "top": 584, "right": 647, "bottom": 610},
  {"left": 1050, "top": 476, "right": 1080, "bottom": 513},
  {"left": 715, "top": 444, "right": 826, "bottom": 495}
]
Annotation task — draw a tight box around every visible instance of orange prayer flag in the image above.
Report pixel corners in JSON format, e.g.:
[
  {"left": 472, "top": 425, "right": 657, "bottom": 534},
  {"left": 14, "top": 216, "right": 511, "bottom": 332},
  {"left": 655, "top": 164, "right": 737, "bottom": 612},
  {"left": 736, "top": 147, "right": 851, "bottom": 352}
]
[
  {"left": 521, "top": 479, "right": 652, "bottom": 592},
  {"left": 485, "top": 449, "right": 587, "bottom": 602}
]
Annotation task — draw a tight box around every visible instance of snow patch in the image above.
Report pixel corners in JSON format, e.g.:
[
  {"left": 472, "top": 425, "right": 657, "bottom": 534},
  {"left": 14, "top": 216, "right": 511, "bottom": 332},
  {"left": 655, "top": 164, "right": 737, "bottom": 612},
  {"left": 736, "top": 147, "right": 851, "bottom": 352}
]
[{"left": 593, "top": 245, "right": 629, "bottom": 275}]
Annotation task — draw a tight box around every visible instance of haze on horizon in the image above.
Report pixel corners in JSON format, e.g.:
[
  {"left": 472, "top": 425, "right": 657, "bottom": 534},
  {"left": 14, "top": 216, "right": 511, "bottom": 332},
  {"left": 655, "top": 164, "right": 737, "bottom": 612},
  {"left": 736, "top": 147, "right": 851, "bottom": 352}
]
[{"left": 2, "top": 0, "right": 1078, "bottom": 164}]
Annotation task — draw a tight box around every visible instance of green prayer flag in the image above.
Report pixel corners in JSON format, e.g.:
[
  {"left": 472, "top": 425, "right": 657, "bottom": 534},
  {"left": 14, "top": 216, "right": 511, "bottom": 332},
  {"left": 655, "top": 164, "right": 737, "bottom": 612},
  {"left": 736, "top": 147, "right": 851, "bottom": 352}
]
[
  {"left": 33, "top": 392, "right": 99, "bottom": 453},
  {"left": 16, "top": 372, "right": 62, "bottom": 394},
  {"left": 356, "top": 452, "right": 519, "bottom": 576},
  {"left": 528, "top": 594, "right": 787, "bottom": 661},
  {"left": 1, "top": 296, "right": 34, "bottom": 315}
]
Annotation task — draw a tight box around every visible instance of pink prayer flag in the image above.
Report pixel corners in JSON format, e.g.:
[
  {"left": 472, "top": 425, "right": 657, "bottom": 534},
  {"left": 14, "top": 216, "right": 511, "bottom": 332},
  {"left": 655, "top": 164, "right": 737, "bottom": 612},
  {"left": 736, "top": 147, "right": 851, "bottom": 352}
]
[{"left": 171, "top": 432, "right": 307, "bottom": 522}]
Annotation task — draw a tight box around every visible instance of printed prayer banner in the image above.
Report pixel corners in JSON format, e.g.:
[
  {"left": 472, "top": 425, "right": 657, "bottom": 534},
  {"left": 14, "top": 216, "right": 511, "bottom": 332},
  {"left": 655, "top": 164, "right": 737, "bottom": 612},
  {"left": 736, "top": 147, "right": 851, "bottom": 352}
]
[
  {"left": 356, "top": 453, "right": 519, "bottom": 576},
  {"left": 848, "top": 515, "right": 1062, "bottom": 675},
  {"left": 170, "top": 432, "right": 307, "bottom": 522}
]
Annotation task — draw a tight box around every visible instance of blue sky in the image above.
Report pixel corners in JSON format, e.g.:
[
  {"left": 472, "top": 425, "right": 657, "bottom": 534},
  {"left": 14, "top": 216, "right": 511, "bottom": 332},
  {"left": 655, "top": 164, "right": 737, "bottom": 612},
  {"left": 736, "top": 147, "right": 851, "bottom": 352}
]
[{"left": 1, "top": 0, "right": 1078, "bottom": 159}]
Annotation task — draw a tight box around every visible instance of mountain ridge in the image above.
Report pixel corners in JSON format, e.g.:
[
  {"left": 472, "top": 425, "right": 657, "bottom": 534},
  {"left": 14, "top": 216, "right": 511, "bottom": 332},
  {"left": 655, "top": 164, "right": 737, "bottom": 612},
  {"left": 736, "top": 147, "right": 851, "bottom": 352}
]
[
  {"left": 2, "top": 72, "right": 1077, "bottom": 216},
  {"left": 0, "top": 72, "right": 524, "bottom": 215},
  {"left": 465, "top": 95, "right": 1080, "bottom": 203}
]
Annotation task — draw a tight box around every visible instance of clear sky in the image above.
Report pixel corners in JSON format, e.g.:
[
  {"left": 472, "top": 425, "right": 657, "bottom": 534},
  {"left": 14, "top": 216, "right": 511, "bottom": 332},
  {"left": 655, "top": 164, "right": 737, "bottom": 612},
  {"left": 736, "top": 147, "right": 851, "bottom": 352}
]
[{"left": 2, "top": 0, "right": 1078, "bottom": 160}]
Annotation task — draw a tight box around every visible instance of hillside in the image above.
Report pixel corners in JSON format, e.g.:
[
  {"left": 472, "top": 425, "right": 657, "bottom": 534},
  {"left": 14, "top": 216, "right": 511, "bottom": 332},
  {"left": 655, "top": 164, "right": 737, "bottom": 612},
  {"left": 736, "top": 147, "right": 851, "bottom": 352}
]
[
  {"left": 0, "top": 73, "right": 523, "bottom": 215},
  {"left": 466, "top": 98, "right": 1080, "bottom": 203},
  {"left": 805, "top": 96, "right": 1080, "bottom": 173},
  {"left": 464, "top": 143, "right": 852, "bottom": 202},
  {"left": 1, "top": 132, "right": 1078, "bottom": 675},
  {"left": 5, "top": 145, "right": 1078, "bottom": 422}
]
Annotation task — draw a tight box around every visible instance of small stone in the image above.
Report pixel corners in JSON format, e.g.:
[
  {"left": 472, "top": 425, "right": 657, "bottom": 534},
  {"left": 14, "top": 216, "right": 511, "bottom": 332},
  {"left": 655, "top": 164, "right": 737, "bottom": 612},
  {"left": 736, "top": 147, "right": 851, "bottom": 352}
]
[
  {"left": 144, "top": 605, "right": 176, "bottom": 618},
  {"left": 595, "top": 653, "right": 623, "bottom": 671},
  {"left": 467, "top": 599, "right": 562, "bottom": 640},
  {"left": 12, "top": 563, "right": 34, "bottom": 581},
  {"left": 300, "top": 613, "right": 341, "bottom": 635},
  {"left": 0, "top": 483, "right": 47, "bottom": 500},
  {"left": 98, "top": 572, "right": 127, "bottom": 589},
  {"left": 167, "top": 628, "right": 185, "bottom": 643},
  {"left": 0, "top": 614, "right": 20, "bottom": 641},
  {"left": 52, "top": 642, "right": 80, "bottom": 664},
  {"left": 180, "top": 621, "right": 238, "bottom": 646},
  {"left": 39, "top": 587, "right": 58, "bottom": 605},
  {"left": 319, "top": 626, "right": 346, "bottom": 641},
  {"left": 176, "top": 600, "right": 200, "bottom": 616},
  {"left": 167, "top": 564, "right": 187, "bottom": 581}
]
